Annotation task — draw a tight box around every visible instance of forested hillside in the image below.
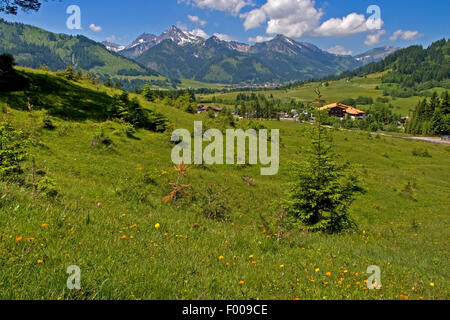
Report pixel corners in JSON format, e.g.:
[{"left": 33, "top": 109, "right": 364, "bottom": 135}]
[
  {"left": 334, "top": 39, "right": 450, "bottom": 93},
  {"left": 0, "top": 19, "right": 158, "bottom": 80}
]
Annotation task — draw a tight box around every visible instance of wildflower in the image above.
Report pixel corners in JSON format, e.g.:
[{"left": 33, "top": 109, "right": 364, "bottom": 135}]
[
  {"left": 252, "top": 261, "right": 257, "bottom": 264},
  {"left": 315, "top": 268, "right": 320, "bottom": 273},
  {"left": 155, "top": 223, "right": 161, "bottom": 229},
  {"left": 238, "top": 281, "right": 245, "bottom": 286},
  {"left": 344, "top": 270, "right": 348, "bottom": 273},
  {"left": 224, "top": 240, "right": 229, "bottom": 244},
  {"left": 258, "top": 241, "right": 262, "bottom": 245},
  {"left": 326, "top": 272, "right": 331, "bottom": 277},
  {"left": 249, "top": 255, "right": 254, "bottom": 259},
  {"left": 27, "top": 237, "right": 35, "bottom": 241},
  {"left": 218, "top": 256, "right": 224, "bottom": 260},
  {"left": 41, "top": 223, "right": 48, "bottom": 227},
  {"left": 121, "top": 235, "right": 128, "bottom": 240},
  {"left": 280, "top": 265, "right": 285, "bottom": 269},
  {"left": 430, "top": 282, "right": 435, "bottom": 287},
  {"left": 129, "top": 224, "right": 137, "bottom": 229},
  {"left": 15, "top": 236, "right": 23, "bottom": 242},
  {"left": 294, "top": 298, "right": 301, "bottom": 301},
  {"left": 37, "top": 259, "right": 43, "bottom": 264}
]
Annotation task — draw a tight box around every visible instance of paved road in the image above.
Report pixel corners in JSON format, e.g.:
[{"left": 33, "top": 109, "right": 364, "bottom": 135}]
[{"left": 371, "top": 133, "right": 450, "bottom": 145}]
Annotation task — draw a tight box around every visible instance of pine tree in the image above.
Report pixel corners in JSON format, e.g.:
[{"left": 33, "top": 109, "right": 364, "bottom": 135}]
[
  {"left": 285, "top": 89, "right": 363, "bottom": 233},
  {"left": 441, "top": 91, "right": 449, "bottom": 115}
]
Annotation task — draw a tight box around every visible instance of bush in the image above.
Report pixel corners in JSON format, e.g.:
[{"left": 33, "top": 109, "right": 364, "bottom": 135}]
[
  {"left": 196, "top": 186, "right": 230, "bottom": 221},
  {"left": 42, "top": 118, "right": 56, "bottom": 130},
  {"left": 0, "top": 122, "right": 28, "bottom": 176},
  {"left": 412, "top": 148, "right": 432, "bottom": 158},
  {"left": 110, "top": 92, "right": 168, "bottom": 132},
  {"left": 91, "top": 127, "right": 113, "bottom": 147},
  {"left": 35, "top": 176, "right": 58, "bottom": 198}
]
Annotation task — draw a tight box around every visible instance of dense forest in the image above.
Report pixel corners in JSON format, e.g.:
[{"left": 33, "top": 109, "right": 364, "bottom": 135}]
[{"left": 406, "top": 91, "right": 450, "bottom": 135}]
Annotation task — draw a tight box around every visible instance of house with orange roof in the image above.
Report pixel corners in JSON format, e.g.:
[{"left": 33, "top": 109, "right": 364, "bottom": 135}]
[{"left": 318, "top": 103, "right": 366, "bottom": 120}]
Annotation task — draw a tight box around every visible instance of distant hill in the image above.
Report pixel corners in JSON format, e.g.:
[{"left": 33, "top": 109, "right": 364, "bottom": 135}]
[
  {"left": 354, "top": 46, "right": 400, "bottom": 65},
  {"left": 0, "top": 19, "right": 159, "bottom": 80},
  {"left": 117, "top": 26, "right": 362, "bottom": 84},
  {"left": 333, "top": 39, "right": 450, "bottom": 91}
]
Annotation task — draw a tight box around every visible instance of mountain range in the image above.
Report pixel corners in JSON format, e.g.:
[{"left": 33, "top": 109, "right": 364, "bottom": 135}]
[{"left": 103, "top": 25, "right": 400, "bottom": 84}]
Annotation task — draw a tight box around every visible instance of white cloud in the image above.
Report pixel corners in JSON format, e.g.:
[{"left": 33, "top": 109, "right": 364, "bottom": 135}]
[
  {"left": 242, "top": 0, "right": 323, "bottom": 38},
  {"left": 248, "top": 35, "right": 274, "bottom": 43},
  {"left": 214, "top": 33, "right": 234, "bottom": 42},
  {"left": 315, "top": 13, "right": 380, "bottom": 37},
  {"left": 364, "top": 30, "right": 386, "bottom": 46},
  {"left": 89, "top": 24, "right": 102, "bottom": 32},
  {"left": 390, "top": 30, "right": 423, "bottom": 41},
  {"left": 179, "top": 0, "right": 254, "bottom": 15},
  {"left": 188, "top": 15, "right": 207, "bottom": 27},
  {"left": 191, "top": 28, "right": 209, "bottom": 39},
  {"left": 241, "top": 0, "right": 383, "bottom": 39},
  {"left": 328, "top": 45, "right": 353, "bottom": 56}
]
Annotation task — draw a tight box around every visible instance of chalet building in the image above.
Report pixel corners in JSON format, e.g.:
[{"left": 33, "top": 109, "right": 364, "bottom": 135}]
[
  {"left": 197, "top": 105, "right": 222, "bottom": 116},
  {"left": 318, "top": 103, "right": 366, "bottom": 120}
]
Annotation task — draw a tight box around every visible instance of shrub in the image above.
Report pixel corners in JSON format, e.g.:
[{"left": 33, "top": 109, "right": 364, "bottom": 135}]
[
  {"left": 91, "top": 127, "right": 113, "bottom": 147},
  {"left": 412, "top": 148, "right": 432, "bottom": 158},
  {"left": 42, "top": 118, "right": 56, "bottom": 130},
  {"left": 0, "top": 122, "right": 28, "bottom": 176},
  {"left": 110, "top": 92, "right": 168, "bottom": 132},
  {"left": 35, "top": 176, "right": 58, "bottom": 198},
  {"left": 196, "top": 185, "right": 230, "bottom": 221}
]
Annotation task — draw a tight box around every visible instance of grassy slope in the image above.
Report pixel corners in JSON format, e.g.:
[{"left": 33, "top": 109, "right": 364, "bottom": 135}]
[{"left": 0, "top": 68, "right": 449, "bottom": 300}]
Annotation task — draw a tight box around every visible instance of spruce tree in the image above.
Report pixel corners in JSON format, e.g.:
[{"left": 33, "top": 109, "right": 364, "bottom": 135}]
[{"left": 285, "top": 89, "right": 363, "bottom": 233}]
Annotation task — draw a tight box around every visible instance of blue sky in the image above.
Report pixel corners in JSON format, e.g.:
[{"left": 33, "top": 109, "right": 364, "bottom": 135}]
[{"left": 3, "top": 0, "right": 449, "bottom": 55}]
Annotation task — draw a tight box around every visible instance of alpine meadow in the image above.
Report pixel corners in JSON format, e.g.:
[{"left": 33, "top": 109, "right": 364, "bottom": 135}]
[{"left": 0, "top": 0, "right": 449, "bottom": 304}]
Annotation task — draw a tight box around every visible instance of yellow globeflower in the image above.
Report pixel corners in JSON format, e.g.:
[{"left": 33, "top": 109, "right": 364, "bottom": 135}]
[
  {"left": 155, "top": 223, "right": 161, "bottom": 229},
  {"left": 430, "top": 282, "right": 435, "bottom": 287}
]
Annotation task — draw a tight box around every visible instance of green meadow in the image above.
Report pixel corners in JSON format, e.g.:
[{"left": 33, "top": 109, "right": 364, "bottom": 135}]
[{"left": 0, "top": 68, "right": 449, "bottom": 300}]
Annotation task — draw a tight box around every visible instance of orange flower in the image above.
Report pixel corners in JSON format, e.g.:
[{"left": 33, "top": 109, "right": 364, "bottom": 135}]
[
  {"left": 121, "top": 235, "right": 128, "bottom": 240},
  {"left": 26, "top": 237, "right": 35, "bottom": 241},
  {"left": 251, "top": 261, "right": 257, "bottom": 264},
  {"left": 326, "top": 272, "right": 331, "bottom": 277},
  {"left": 41, "top": 223, "right": 48, "bottom": 227},
  {"left": 15, "top": 236, "right": 23, "bottom": 242},
  {"left": 238, "top": 281, "right": 245, "bottom": 286}
]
